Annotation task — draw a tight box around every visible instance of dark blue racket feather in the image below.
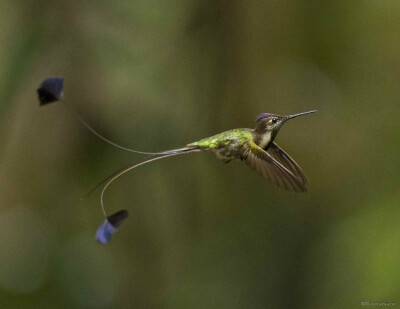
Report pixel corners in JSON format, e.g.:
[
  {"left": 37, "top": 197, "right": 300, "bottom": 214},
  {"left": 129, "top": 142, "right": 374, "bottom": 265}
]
[{"left": 37, "top": 77, "right": 64, "bottom": 105}]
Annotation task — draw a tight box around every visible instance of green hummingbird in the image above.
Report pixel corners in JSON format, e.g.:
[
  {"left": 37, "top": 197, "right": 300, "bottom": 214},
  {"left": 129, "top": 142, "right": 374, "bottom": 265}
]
[
  {"left": 91, "top": 110, "right": 316, "bottom": 226},
  {"left": 37, "top": 78, "right": 316, "bottom": 243},
  {"left": 185, "top": 111, "right": 316, "bottom": 191}
]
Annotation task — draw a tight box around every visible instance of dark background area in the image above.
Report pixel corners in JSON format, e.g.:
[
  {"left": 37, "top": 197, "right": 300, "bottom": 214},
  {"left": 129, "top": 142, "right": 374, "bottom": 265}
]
[{"left": 0, "top": 1, "right": 399, "bottom": 308}]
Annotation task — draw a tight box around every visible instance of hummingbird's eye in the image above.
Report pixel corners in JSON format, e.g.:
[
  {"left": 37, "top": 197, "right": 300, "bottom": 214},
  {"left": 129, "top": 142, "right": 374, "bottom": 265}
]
[{"left": 271, "top": 118, "right": 277, "bottom": 124}]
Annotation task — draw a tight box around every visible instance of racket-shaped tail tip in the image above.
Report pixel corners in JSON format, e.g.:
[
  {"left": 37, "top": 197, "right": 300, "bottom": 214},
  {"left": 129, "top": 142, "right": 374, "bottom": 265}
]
[
  {"left": 95, "top": 210, "right": 129, "bottom": 245},
  {"left": 95, "top": 220, "right": 115, "bottom": 244},
  {"left": 37, "top": 77, "right": 64, "bottom": 105}
]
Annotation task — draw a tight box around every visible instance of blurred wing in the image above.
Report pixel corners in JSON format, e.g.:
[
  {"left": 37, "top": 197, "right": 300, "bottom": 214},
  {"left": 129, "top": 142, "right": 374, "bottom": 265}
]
[
  {"left": 268, "top": 142, "right": 308, "bottom": 185},
  {"left": 242, "top": 142, "right": 307, "bottom": 192}
]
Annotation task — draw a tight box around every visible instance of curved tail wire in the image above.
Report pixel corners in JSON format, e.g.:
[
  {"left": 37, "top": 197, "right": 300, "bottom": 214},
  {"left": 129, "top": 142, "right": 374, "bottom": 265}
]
[
  {"left": 58, "top": 100, "right": 201, "bottom": 217},
  {"left": 61, "top": 100, "right": 183, "bottom": 156},
  {"left": 99, "top": 148, "right": 200, "bottom": 218}
]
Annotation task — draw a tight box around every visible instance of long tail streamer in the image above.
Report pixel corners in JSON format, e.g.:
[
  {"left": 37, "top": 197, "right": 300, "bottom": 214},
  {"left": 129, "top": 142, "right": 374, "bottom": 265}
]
[{"left": 37, "top": 77, "right": 200, "bottom": 244}]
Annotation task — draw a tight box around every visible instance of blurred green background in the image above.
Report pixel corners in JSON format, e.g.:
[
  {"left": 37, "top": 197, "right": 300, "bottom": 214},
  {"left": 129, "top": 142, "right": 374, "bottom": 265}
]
[{"left": 1, "top": 1, "right": 400, "bottom": 308}]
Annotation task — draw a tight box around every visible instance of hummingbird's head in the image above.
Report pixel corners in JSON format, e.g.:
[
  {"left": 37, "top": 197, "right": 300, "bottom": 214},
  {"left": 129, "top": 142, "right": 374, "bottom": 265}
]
[{"left": 255, "top": 110, "right": 316, "bottom": 134}]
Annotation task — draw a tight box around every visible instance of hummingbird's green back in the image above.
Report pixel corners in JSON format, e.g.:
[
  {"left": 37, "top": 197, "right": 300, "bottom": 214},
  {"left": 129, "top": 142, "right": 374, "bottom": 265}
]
[{"left": 188, "top": 129, "right": 253, "bottom": 150}]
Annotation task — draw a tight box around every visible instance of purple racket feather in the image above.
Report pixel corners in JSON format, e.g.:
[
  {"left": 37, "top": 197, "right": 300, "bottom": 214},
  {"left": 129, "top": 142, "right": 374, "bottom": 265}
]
[{"left": 95, "top": 210, "right": 129, "bottom": 244}]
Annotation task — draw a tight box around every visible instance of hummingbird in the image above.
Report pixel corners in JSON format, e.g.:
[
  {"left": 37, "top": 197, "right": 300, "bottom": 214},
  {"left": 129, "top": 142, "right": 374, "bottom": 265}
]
[
  {"left": 185, "top": 111, "right": 316, "bottom": 192},
  {"left": 37, "top": 78, "right": 316, "bottom": 243}
]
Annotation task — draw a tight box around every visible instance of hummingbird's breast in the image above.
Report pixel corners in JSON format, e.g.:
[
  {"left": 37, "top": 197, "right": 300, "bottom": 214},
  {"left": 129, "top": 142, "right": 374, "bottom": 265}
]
[
  {"left": 214, "top": 143, "right": 240, "bottom": 161},
  {"left": 256, "top": 132, "right": 272, "bottom": 149}
]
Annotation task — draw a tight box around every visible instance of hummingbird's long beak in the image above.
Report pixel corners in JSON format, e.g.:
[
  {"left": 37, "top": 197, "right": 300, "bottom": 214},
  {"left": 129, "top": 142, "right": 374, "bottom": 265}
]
[{"left": 286, "top": 110, "right": 317, "bottom": 120}]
